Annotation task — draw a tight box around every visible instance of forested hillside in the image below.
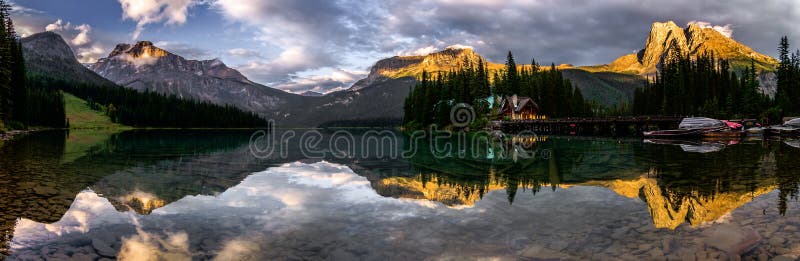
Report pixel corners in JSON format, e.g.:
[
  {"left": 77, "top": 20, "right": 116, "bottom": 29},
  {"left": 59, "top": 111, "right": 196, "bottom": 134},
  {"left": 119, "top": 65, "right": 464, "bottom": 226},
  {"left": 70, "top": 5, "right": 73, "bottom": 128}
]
[
  {"left": 403, "top": 52, "right": 592, "bottom": 129},
  {"left": 633, "top": 37, "right": 800, "bottom": 122},
  {"left": 0, "top": 1, "right": 65, "bottom": 129}
]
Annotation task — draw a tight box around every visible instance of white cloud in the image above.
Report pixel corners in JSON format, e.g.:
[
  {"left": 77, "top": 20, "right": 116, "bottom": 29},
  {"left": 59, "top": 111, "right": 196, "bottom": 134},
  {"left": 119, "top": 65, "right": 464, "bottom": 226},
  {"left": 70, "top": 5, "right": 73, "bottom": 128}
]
[
  {"left": 213, "top": 239, "right": 261, "bottom": 261},
  {"left": 7, "top": 0, "right": 42, "bottom": 14},
  {"left": 212, "top": 0, "right": 383, "bottom": 90},
  {"left": 275, "top": 68, "right": 368, "bottom": 93},
  {"left": 118, "top": 0, "right": 197, "bottom": 39},
  {"left": 445, "top": 44, "right": 474, "bottom": 50},
  {"left": 689, "top": 20, "right": 734, "bottom": 38},
  {"left": 235, "top": 47, "right": 335, "bottom": 85},
  {"left": 155, "top": 41, "right": 212, "bottom": 60},
  {"left": 118, "top": 229, "right": 192, "bottom": 261},
  {"left": 227, "top": 48, "right": 262, "bottom": 58},
  {"left": 45, "top": 19, "right": 66, "bottom": 32},
  {"left": 399, "top": 45, "right": 439, "bottom": 56},
  {"left": 43, "top": 19, "right": 106, "bottom": 63},
  {"left": 71, "top": 24, "right": 92, "bottom": 46},
  {"left": 76, "top": 45, "right": 106, "bottom": 64}
]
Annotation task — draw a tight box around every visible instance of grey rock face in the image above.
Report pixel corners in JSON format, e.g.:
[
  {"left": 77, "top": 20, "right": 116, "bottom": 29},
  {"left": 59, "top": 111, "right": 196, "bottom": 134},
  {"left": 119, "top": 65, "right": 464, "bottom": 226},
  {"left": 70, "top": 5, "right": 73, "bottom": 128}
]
[{"left": 90, "top": 41, "right": 298, "bottom": 115}]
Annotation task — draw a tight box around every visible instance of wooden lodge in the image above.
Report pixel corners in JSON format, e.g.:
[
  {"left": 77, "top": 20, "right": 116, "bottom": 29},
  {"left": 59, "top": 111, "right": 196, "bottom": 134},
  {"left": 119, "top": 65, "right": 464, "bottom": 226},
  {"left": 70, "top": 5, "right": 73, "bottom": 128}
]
[
  {"left": 497, "top": 95, "right": 542, "bottom": 120},
  {"left": 492, "top": 94, "right": 685, "bottom": 136}
]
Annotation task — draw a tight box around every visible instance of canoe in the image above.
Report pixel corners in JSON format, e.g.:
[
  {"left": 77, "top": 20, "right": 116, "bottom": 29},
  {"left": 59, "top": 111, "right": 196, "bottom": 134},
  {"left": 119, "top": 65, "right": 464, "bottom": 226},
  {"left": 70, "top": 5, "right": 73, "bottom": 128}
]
[
  {"left": 643, "top": 128, "right": 706, "bottom": 138},
  {"left": 644, "top": 139, "right": 726, "bottom": 153},
  {"left": 644, "top": 118, "right": 744, "bottom": 138},
  {"left": 703, "top": 130, "right": 745, "bottom": 138}
]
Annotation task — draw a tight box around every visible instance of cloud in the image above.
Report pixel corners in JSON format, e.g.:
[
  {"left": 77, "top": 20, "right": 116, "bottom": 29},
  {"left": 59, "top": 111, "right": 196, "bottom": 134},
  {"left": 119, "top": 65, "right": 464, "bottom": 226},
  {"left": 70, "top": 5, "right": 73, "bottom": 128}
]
[
  {"left": 275, "top": 69, "right": 368, "bottom": 94},
  {"left": 227, "top": 48, "right": 263, "bottom": 58},
  {"left": 689, "top": 21, "right": 734, "bottom": 38},
  {"left": 7, "top": 0, "right": 43, "bottom": 15},
  {"left": 118, "top": 229, "right": 192, "bottom": 261},
  {"left": 44, "top": 19, "right": 66, "bottom": 32},
  {"left": 44, "top": 19, "right": 106, "bottom": 63},
  {"left": 119, "top": 0, "right": 197, "bottom": 39},
  {"left": 211, "top": 0, "right": 386, "bottom": 89},
  {"left": 445, "top": 44, "right": 474, "bottom": 50},
  {"left": 213, "top": 239, "right": 261, "bottom": 261},
  {"left": 75, "top": 45, "right": 107, "bottom": 64},
  {"left": 155, "top": 41, "right": 212, "bottom": 60},
  {"left": 71, "top": 24, "right": 92, "bottom": 45},
  {"left": 201, "top": 0, "right": 800, "bottom": 92},
  {"left": 399, "top": 45, "right": 439, "bottom": 56},
  {"left": 235, "top": 46, "right": 336, "bottom": 85}
]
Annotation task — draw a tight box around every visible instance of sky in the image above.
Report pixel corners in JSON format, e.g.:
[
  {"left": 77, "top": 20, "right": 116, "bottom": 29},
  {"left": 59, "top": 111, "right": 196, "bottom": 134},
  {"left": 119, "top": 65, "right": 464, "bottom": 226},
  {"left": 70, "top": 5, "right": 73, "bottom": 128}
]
[{"left": 9, "top": 0, "right": 800, "bottom": 94}]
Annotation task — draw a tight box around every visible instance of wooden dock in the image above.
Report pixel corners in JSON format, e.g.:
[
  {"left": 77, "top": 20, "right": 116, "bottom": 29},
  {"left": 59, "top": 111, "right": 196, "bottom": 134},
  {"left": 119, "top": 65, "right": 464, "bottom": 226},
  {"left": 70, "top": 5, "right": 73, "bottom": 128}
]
[{"left": 492, "top": 116, "right": 686, "bottom": 136}]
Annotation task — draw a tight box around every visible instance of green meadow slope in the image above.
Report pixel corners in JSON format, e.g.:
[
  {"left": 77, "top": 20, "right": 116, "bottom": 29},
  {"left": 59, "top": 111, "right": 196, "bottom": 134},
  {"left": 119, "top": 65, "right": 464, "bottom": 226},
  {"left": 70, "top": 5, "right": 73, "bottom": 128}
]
[{"left": 63, "top": 92, "right": 129, "bottom": 130}]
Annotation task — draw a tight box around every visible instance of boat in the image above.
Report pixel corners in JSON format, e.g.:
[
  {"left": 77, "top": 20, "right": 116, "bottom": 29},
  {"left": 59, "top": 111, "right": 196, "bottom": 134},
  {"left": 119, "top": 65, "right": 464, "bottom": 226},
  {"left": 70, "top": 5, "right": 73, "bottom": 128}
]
[
  {"left": 702, "top": 120, "right": 745, "bottom": 138},
  {"left": 785, "top": 140, "right": 800, "bottom": 149},
  {"left": 644, "top": 139, "right": 726, "bottom": 153},
  {"left": 643, "top": 128, "right": 706, "bottom": 138},
  {"left": 643, "top": 117, "right": 731, "bottom": 138}
]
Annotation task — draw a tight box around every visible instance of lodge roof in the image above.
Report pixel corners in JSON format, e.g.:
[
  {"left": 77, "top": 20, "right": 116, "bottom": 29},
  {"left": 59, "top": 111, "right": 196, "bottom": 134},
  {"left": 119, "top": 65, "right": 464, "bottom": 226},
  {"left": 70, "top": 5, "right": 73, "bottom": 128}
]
[{"left": 499, "top": 95, "right": 539, "bottom": 114}]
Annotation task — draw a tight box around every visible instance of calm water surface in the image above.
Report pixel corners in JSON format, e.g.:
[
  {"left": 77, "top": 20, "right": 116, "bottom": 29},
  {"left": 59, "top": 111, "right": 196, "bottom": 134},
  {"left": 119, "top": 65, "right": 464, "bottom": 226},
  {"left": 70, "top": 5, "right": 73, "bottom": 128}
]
[{"left": 1, "top": 130, "right": 799, "bottom": 260}]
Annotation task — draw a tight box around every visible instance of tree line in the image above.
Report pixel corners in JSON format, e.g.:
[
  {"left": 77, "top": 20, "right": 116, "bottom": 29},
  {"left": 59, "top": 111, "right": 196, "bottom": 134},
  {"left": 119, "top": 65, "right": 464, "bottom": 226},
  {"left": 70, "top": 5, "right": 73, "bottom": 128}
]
[
  {"left": 28, "top": 75, "right": 271, "bottom": 128},
  {"left": 403, "top": 52, "right": 591, "bottom": 129},
  {"left": 493, "top": 52, "right": 590, "bottom": 118},
  {"left": 634, "top": 37, "right": 800, "bottom": 123},
  {"left": 776, "top": 36, "right": 800, "bottom": 117},
  {"left": 632, "top": 42, "right": 770, "bottom": 120},
  {"left": 0, "top": 1, "right": 65, "bottom": 129},
  {"left": 0, "top": 0, "right": 269, "bottom": 129}
]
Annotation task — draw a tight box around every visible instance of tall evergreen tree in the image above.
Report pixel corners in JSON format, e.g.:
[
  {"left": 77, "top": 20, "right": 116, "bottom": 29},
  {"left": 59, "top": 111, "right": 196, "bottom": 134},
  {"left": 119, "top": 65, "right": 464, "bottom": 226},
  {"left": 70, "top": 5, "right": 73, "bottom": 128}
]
[
  {"left": 633, "top": 52, "right": 770, "bottom": 120},
  {"left": 505, "top": 51, "right": 519, "bottom": 95},
  {"left": 0, "top": 1, "right": 11, "bottom": 123}
]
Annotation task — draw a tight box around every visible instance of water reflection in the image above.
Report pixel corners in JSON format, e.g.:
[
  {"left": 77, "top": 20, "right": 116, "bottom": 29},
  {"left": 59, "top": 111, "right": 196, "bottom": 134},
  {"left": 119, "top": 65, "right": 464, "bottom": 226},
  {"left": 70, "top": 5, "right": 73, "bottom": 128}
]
[{"left": 0, "top": 130, "right": 798, "bottom": 259}]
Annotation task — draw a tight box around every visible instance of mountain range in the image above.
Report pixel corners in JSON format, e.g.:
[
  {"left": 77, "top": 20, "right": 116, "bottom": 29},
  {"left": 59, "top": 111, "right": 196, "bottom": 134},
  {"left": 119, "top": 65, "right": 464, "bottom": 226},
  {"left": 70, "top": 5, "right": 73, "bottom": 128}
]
[{"left": 20, "top": 21, "right": 780, "bottom": 127}]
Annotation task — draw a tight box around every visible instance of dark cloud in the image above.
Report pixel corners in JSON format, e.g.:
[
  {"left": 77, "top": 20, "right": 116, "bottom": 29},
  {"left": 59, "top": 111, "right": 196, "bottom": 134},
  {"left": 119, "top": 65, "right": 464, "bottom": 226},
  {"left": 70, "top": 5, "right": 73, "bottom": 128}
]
[
  {"left": 381, "top": 0, "right": 800, "bottom": 65},
  {"left": 211, "top": 0, "right": 799, "bottom": 92},
  {"left": 16, "top": 0, "right": 800, "bottom": 93}
]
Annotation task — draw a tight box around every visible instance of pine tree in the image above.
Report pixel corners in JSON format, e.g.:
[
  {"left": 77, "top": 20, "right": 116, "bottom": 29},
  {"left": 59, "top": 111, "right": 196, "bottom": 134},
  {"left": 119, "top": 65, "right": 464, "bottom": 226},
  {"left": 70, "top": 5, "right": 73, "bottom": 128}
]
[
  {"left": 777, "top": 36, "right": 792, "bottom": 115},
  {"left": 0, "top": 1, "right": 10, "bottom": 123},
  {"left": 505, "top": 51, "right": 519, "bottom": 95}
]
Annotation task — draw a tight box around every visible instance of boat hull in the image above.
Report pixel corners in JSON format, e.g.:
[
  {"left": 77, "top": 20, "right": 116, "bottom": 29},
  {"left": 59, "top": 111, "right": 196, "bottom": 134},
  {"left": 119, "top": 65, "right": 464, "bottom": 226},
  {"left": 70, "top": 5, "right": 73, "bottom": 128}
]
[
  {"left": 643, "top": 129, "right": 705, "bottom": 138},
  {"left": 703, "top": 131, "right": 745, "bottom": 138}
]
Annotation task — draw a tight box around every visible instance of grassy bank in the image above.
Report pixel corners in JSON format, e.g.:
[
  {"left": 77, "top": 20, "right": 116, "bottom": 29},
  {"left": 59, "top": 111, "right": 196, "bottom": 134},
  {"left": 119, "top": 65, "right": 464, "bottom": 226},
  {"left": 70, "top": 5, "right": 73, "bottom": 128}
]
[{"left": 63, "top": 92, "right": 131, "bottom": 130}]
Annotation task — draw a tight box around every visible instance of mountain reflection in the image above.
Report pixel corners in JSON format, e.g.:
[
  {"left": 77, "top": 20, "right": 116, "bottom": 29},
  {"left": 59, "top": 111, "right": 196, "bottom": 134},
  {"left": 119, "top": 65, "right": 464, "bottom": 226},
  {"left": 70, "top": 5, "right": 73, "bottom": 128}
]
[
  {"left": 0, "top": 130, "right": 260, "bottom": 256},
  {"left": 371, "top": 136, "right": 800, "bottom": 229},
  {"left": 1, "top": 130, "right": 799, "bottom": 259}
]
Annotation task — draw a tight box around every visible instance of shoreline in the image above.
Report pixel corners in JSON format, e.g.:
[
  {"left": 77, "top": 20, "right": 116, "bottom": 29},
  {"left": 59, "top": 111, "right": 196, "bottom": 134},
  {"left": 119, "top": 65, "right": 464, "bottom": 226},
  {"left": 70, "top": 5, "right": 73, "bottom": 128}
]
[{"left": 0, "top": 129, "right": 31, "bottom": 142}]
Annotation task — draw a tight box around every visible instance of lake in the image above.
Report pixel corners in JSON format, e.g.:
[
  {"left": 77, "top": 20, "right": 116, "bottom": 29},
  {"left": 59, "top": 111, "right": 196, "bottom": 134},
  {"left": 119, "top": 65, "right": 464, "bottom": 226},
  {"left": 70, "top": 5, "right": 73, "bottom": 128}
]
[{"left": 1, "top": 130, "right": 799, "bottom": 260}]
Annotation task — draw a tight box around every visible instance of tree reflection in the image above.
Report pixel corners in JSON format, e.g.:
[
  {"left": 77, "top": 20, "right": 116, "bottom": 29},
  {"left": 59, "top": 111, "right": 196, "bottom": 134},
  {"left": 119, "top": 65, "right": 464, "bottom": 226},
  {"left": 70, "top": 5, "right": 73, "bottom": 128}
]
[
  {"left": 0, "top": 130, "right": 257, "bottom": 258},
  {"left": 388, "top": 135, "right": 800, "bottom": 229}
]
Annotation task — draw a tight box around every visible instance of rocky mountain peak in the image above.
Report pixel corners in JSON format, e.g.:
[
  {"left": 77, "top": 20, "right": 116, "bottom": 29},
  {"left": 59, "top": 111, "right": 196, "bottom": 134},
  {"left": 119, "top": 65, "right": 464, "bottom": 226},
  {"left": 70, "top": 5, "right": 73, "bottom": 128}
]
[
  {"left": 20, "top": 31, "right": 76, "bottom": 61},
  {"left": 95, "top": 41, "right": 247, "bottom": 81},
  {"left": 107, "top": 40, "right": 169, "bottom": 60},
  {"left": 640, "top": 21, "right": 688, "bottom": 72},
  {"left": 602, "top": 20, "right": 778, "bottom": 77},
  {"left": 86, "top": 40, "right": 297, "bottom": 119},
  {"left": 349, "top": 47, "right": 485, "bottom": 91},
  {"left": 21, "top": 31, "right": 119, "bottom": 88}
]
